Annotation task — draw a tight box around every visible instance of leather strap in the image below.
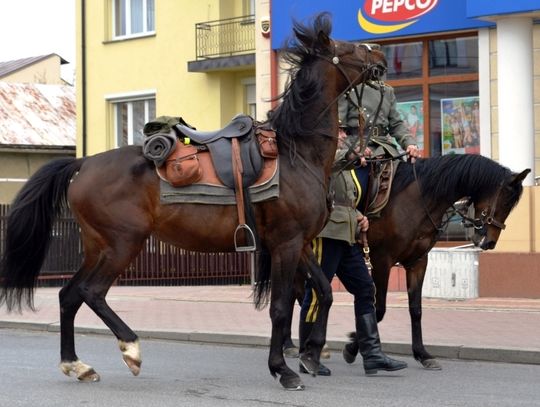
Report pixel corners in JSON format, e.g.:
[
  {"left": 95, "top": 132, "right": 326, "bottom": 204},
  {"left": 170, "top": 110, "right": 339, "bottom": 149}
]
[{"left": 231, "top": 138, "right": 246, "bottom": 226}]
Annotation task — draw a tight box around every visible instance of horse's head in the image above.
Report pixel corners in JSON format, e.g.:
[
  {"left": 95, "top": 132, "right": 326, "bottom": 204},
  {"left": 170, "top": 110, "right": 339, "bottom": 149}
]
[
  {"left": 290, "top": 13, "right": 387, "bottom": 93},
  {"left": 471, "top": 169, "right": 530, "bottom": 250}
]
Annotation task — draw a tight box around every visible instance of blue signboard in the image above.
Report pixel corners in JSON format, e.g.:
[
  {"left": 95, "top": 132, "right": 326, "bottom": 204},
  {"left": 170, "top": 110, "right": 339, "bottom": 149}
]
[
  {"left": 271, "top": 0, "right": 494, "bottom": 49},
  {"left": 466, "top": 0, "right": 540, "bottom": 19}
]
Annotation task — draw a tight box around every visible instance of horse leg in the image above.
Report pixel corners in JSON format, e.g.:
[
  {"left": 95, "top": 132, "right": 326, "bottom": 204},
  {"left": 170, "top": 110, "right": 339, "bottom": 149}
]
[
  {"left": 60, "top": 240, "right": 145, "bottom": 380},
  {"left": 282, "top": 277, "right": 300, "bottom": 358},
  {"left": 267, "top": 245, "right": 304, "bottom": 390},
  {"left": 58, "top": 256, "right": 103, "bottom": 382},
  {"left": 406, "top": 256, "right": 442, "bottom": 370}
]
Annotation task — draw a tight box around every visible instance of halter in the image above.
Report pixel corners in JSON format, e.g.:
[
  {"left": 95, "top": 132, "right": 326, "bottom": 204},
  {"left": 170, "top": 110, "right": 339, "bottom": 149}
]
[{"left": 457, "top": 181, "right": 507, "bottom": 231}]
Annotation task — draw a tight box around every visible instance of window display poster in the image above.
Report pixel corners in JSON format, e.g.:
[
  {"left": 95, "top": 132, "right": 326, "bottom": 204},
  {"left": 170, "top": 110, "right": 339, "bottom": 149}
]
[
  {"left": 441, "top": 96, "right": 480, "bottom": 155},
  {"left": 396, "top": 100, "right": 424, "bottom": 154}
]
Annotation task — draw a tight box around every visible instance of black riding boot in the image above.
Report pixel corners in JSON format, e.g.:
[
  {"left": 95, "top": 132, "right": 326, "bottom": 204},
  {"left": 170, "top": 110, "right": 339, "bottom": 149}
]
[
  {"left": 356, "top": 312, "right": 407, "bottom": 375},
  {"left": 298, "top": 320, "right": 331, "bottom": 376},
  {"left": 342, "top": 332, "right": 359, "bottom": 364}
]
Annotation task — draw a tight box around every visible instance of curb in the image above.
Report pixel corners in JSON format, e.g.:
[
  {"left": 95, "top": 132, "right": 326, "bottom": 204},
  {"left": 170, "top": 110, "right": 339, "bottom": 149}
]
[{"left": 1, "top": 321, "right": 539, "bottom": 366}]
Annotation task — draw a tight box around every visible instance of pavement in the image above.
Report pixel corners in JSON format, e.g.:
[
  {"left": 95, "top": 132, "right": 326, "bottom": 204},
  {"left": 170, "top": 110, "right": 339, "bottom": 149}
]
[{"left": 1, "top": 285, "right": 540, "bottom": 366}]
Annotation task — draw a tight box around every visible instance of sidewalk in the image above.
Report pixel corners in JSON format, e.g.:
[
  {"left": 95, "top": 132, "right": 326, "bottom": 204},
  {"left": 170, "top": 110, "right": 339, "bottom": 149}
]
[{"left": 1, "top": 285, "right": 539, "bottom": 365}]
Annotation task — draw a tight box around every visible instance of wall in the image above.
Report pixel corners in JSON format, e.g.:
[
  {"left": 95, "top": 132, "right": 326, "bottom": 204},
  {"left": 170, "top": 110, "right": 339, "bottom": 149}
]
[
  {"left": 0, "top": 149, "right": 75, "bottom": 203},
  {"left": 489, "top": 24, "right": 540, "bottom": 178},
  {"left": 1, "top": 56, "right": 64, "bottom": 85},
  {"left": 76, "top": 0, "right": 253, "bottom": 156}
]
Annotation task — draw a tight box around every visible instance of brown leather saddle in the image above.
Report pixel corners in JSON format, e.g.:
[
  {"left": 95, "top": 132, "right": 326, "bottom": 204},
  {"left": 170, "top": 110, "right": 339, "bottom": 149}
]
[
  {"left": 365, "top": 160, "right": 399, "bottom": 218},
  {"left": 153, "top": 115, "right": 278, "bottom": 252}
]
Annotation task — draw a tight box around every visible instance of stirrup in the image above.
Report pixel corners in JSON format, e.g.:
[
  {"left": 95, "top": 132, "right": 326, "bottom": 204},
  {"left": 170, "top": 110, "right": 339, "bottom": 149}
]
[{"left": 234, "top": 224, "right": 256, "bottom": 252}]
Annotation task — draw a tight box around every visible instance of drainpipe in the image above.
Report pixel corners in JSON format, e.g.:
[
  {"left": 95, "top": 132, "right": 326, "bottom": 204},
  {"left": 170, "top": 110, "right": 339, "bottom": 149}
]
[{"left": 81, "top": 0, "right": 87, "bottom": 157}]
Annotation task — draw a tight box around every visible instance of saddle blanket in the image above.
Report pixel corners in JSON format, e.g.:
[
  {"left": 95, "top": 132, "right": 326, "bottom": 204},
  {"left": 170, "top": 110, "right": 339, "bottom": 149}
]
[{"left": 160, "top": 161, "right": 279, "bottom": 205}]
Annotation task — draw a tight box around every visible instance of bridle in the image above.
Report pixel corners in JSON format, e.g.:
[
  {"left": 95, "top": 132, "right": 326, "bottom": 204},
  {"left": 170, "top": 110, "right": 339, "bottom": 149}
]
[
  {"left": 456, "top": 181, "right": 507, "bottom": 232},
  {"left": 281, "top": 41, "right": 385, "bottom": 188},
  {"left": 412, "top": 167, "right": 507, "bottom": 236},
  {"left": 314, "top": 42, "right": 385, "bottom": 125}
]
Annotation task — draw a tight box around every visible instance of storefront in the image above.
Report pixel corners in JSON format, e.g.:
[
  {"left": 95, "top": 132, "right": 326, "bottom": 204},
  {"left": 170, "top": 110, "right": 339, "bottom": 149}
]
[
  {"left": 252, "top": 0, "right": 540, "bottom": 296},
  {"left": 266, "top": 0, "right": 539, "bottom": 185}
]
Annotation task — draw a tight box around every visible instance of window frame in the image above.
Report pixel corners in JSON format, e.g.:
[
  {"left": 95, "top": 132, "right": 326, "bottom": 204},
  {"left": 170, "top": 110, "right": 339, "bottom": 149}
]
[
  {"left": 105, "top": 90, "right": 156, "bottom": 147},
  {"left": 112, "top": 0, "right": 155, "bottom": 40},
  {"left": 381, "top": 31, "right": 479, "bottom": 157}
]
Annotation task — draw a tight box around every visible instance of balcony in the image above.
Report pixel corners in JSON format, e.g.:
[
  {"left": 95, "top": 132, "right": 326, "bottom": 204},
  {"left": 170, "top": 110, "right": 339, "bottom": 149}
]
[{"left": 188, "top": 15, "right": 256, "bottom": 73}]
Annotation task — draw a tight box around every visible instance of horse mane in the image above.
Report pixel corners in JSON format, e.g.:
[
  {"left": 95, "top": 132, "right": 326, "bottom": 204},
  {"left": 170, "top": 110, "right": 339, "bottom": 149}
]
[
  {"left": 269, "top": 13, "right": 333, "bottom": 141},
  {"left": 392, "top": 154, "right": 516, "bottom": 203}
]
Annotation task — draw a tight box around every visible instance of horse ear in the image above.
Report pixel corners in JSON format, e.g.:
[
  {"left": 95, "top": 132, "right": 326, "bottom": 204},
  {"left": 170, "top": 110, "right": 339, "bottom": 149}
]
[
  {"left": 510, "top": 169, "right": 531, "bottom": 185},
  {"left": 316, "top": 30, "right": 331, "bottom": 49}
]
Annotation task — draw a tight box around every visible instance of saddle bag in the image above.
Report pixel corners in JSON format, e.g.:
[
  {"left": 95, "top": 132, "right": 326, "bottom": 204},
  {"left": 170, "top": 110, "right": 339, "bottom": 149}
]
[
  {"left": 256, "top": 128, "right": 278, "bottom": 158},
  {"left": 164, "top": 144, "right": 203, "bottom": 187}
]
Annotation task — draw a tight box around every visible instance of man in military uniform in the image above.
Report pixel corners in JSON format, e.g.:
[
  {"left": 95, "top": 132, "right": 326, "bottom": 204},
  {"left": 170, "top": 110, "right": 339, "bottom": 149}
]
[
  {"left": 338, "top": 77, "right": 420, "bottom": 161},
  {"left": 298, "top": 124, "right": 407, "bottom": 376}
]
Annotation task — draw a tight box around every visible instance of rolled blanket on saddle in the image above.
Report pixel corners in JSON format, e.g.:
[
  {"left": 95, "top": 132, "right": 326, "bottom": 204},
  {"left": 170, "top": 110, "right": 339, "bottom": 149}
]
[
  {"left": 142, "top": 116, "right": 196, "bottom": 167},
  {"left": 142, "top": 132, "right": 177, "bottom": 167}
]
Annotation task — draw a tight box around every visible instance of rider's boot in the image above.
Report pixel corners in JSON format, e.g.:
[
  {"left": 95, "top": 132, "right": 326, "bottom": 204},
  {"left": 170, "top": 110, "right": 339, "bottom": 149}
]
[{"left": 356, "top": 312, "right": 407, "bottom": 375}]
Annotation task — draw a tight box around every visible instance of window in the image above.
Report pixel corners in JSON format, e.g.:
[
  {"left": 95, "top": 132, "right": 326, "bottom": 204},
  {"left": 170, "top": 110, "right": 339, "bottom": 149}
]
[
  {"left": 113, "top": 0, "right": 155, "bottom": 38},
  {"left": 243, "top": 0, "right": 255, "bottom": 15},
  {"left": 383, "top": 42, "right": 423, "bottom": 80},
  {"left": 382, "top": 34, "right": 480, "bottom": 242},
  {"left": 381, "top": 33, "right": 479, "bottom": 157},
  {"left": 114, "top": 98, "right": 155, "bottom": 147},
  {"left": 245, "top": 83, "right": 256, "bottom": 118}
]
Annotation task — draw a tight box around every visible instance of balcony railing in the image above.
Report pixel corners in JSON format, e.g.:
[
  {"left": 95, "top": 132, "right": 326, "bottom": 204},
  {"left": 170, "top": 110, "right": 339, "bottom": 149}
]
[{"left": 195, "top": 15, "right": 255, "bottom": 60}]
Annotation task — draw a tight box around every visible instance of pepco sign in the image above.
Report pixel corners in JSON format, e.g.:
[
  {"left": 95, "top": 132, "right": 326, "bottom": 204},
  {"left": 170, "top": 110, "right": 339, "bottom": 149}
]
[{"left": 359, "top": 0, "right": 439, "bottom": 34}]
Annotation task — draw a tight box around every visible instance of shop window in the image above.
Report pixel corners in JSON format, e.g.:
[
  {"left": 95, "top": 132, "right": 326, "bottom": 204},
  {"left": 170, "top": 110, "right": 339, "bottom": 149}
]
[
  {"left": 381, "top": 34, "right": 479, "bottom": 242},
  {"left": 429, "top": 81, "right": 479, "bottom": 157},
  {"left": 113, "top": 0, "right": 155, "bottom": 38},
  {"left": 114, "top": 98, "right": 156, "bottom": 146},
  {"left": 429, "top": 37, "right": 478, "bottom": 76},
  {"left": 393, "top": 86, "right": 424, "bottom": 155},
  {"left": 381, "top": 33, "right": 479, "bottom": 158},
  {"left": 383, "top": 42, "right": 423, "bottom": 80}
]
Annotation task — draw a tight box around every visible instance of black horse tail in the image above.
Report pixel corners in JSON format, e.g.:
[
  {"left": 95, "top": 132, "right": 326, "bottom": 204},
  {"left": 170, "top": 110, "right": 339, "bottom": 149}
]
[
  {"left": 0, "top": 157, "right": 83, "bottom": 311},
  {"left": 253, "top": 244, "right": 271, "bottom": 310}
]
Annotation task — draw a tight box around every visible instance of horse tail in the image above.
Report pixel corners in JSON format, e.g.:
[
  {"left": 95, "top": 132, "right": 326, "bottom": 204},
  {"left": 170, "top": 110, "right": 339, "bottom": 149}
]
[
  {"left": 0, "top": 157, "right": 83, "bottom": 311},
  {"left": 253, "top": 245, "right": 271, "bottom": 310}
]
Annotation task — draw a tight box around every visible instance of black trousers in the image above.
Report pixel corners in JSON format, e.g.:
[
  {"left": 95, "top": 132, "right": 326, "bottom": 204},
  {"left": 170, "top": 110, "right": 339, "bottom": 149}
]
[{"left": 300, "top": 237, "right": 375, "bottom": 324}]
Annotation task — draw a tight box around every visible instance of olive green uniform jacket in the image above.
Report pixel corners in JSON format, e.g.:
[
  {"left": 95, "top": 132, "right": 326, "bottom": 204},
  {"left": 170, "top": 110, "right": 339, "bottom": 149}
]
[
  {"left": 318, "top": 164, "right": 363, "bottom": 245},
  {"left": 338, "top": 81, "right": 416, "bottom": 158}
]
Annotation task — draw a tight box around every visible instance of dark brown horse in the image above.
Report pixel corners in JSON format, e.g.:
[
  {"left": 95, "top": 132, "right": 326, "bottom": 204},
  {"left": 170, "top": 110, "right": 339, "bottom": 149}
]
[
  {"left": 289, "top": 154, "right": 529, "bottom": 369},
  {"left": 0, "top": 13, "right": 385, "bottom": 390},
  {"left": 365, "top": 155, "right": 529, "bottom": 369}
]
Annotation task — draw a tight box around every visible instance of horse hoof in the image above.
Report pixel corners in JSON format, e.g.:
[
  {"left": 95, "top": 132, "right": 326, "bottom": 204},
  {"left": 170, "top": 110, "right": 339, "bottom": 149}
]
[
  {"left": 421, "top": 358, "right": 442, "bottom": 370},
  {"left": 123, "top": 355, "right": 142, "bottom": 376},
  {"left": 60, "top": 360, "right": 100, "bottom": 382},
  {"left": 280, "top": 375, "right": 304, "bottom": 391},
  {"left": 283, "top": 346, "right": 300, "bottom": 358},
  {"left": 119, "top": 340, "right": 142, "bottom": 376},
  {"left": 298, "top": 356, "right": 319, "bottom": 377},
  {"left": 78, "top": 368, "right": 101, "bottom": 382},
  {"left": 320, "top": 344, "right": 331, "bottom": 359}
]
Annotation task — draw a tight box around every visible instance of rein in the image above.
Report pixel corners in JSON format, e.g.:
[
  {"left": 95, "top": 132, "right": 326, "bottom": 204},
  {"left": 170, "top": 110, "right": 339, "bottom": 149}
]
[
  {"left": 456, "top": 181, "right": 507, "bottom": 231},
  {"left": 412, "top": 163, "right": 445, "bottom": 234}
]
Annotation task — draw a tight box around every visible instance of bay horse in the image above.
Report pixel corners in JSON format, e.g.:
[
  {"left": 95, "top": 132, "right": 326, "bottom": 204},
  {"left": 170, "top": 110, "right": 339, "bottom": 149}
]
[
  {"left": 364, "top": 154, "right": 529, "bottom": 369},
  {"left": 0, "top": 13, "right": 385, "bottom": 390},
  {"left": 289, "top": 154, "right": 528, "bottom": 369}
]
